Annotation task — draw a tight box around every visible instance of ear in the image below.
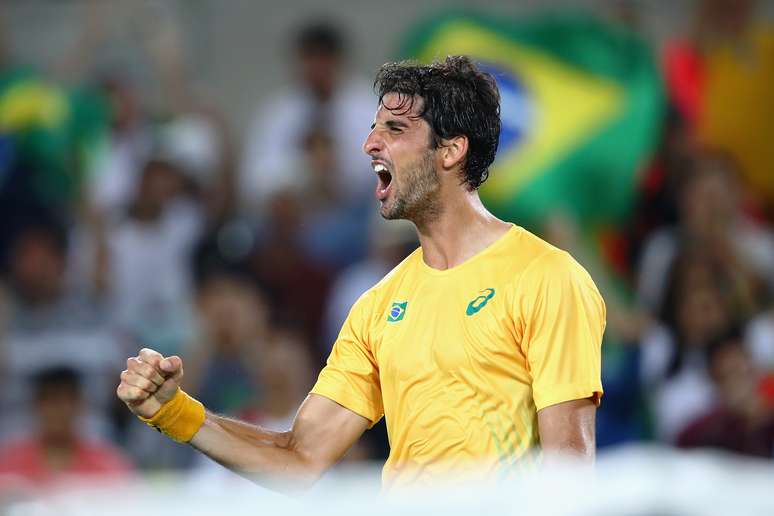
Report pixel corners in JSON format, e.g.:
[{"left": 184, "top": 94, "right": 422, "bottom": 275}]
[{"left": 439, "top": 135, "right": 468, "bottom": 171}]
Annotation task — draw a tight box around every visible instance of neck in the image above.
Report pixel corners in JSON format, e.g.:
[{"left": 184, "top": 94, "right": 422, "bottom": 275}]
[
  {"left": 414, "top": 189, "right": 510, "bottom": 270},
  {"left": 41, "top": 432, "right": 77, "bottom": 452}
]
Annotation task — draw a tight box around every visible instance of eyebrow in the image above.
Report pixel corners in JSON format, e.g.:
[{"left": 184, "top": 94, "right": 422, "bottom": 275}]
[
  {"left": 370, "top": 119, "right": 410, "bottom": 131},
  {"left": 386, "top": 120, "right": 408, "bottom": 129}
]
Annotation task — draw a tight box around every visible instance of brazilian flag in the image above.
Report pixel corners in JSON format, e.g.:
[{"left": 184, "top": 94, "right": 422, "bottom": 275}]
[
  {"left": 0, "top": 66, "right": 109, "bottom": 205},
  {"left": 402, "top": 11, "right": 665, "bottom": 232}
]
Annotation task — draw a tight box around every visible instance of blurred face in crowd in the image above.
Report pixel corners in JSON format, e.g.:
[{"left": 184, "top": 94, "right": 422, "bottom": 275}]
[
  {"left": 303, "top": 129, "right": 337, "bottom": 199},
  {"left": 196, "top": 275, "right": 268, "bottom": 354},
  {"left": 133, "top": 160, "right": 186, "bottom": 220},
  {"left": 710, "top": 340, "right": 758, "bottom": 410},
  {"left": 10, "top": 231, "right": 66, "bottom": 305},
  {"left": 259, "top": 330, "right": 314, "bottom": 405},
  {"left": 101, "top": 78, "right": 140, "bottom": 133},
  {"left": 363, "top": 93, "right": 441, "bottom": 222},
  {"left": 680, "top": 160, "right": 737, "bottom": 239},
  {"left": 675, "top": 263, "right": 731, "bottom": 346},
  {"left": 267, "top": 189, "right": 302, "bottom": 237},
  {"left": 297, "top": 50, "right": 340, "bottom": 101},
  {"left": 699, "top": 0, "right": 756, "bottom": 37},
  {"left": 34, "top": 383, "right": 81, "bottom": 446}
]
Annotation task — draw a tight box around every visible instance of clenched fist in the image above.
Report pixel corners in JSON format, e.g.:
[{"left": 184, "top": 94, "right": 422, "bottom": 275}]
[{"left": 117, "top": 348, "right": 184, "bottom": 419}]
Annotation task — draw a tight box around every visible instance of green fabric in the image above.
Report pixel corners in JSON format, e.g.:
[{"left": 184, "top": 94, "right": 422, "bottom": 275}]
[
  {"left": 0, "top": 66, "right": 109, "bottom": 204},
  {"left": 402, "top": 11, "right": 665, "bottom": 232}
]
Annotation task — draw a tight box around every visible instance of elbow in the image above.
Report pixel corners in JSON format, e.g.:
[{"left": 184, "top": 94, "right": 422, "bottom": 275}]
[{"left": 280, "top": 432, "right": 332, "bottom": 493}]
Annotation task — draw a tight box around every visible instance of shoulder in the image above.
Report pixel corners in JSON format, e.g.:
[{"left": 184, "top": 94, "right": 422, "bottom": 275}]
[
  {"left": 509, "top": 228, "right": 595, "bottom": 288},
  {"left": 507, "top": 230, "right": 604, "bottom": 317}
]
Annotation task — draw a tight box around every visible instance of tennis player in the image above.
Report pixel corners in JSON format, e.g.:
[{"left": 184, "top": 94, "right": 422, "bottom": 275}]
[{"left": 117, "top": 56, "right": 605, "bottom": 491}]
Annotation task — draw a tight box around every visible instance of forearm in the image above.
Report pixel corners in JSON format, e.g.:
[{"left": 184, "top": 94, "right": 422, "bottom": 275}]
[
  {"left": 190, "top": 412, "right": 323, "bottom": 492},
  {"left": 118, "top": 352, "right": 367, "bottom": 492}
]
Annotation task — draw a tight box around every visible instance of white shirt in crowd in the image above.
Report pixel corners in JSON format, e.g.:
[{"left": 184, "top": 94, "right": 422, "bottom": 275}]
[{"left": 240, "top": 77, "right": 375, "bottom": 209}]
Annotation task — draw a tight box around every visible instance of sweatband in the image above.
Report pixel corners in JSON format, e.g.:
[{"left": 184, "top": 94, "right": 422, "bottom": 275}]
[{"left": 139, "top": 388, "right": 205, "bottom": 443}]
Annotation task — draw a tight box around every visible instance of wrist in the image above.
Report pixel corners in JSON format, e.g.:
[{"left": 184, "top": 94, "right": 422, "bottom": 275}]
[{"left": 138, "top": 388, "right": 206, "bottom": 443}]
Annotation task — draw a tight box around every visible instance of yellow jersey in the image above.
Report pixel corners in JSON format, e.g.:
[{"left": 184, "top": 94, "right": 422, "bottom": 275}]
[{"left": 311, "top": 225, "right": 605, "bottom": 488}]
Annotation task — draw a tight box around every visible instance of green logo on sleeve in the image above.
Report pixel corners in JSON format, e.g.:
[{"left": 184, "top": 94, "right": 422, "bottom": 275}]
[
  {"left": 387, "top": 301, "right": 408, "bottom": 323},
  {"left": 466, "top": 288, "right": 496, "bottom": 316}
]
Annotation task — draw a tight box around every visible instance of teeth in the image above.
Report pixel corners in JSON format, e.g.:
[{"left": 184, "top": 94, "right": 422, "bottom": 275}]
[{"left": 374, "top": 164, "right": 387, "bottom": 173}]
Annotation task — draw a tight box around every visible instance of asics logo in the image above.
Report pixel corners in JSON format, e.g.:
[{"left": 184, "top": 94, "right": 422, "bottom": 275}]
[{"left": 466, "top": 288, "right": 495, "bottom": 316}]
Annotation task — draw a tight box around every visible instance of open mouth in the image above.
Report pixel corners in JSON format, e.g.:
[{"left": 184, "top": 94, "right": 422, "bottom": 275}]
[{"left": 374, "top": 163, "right": 393, "bottom": 200}]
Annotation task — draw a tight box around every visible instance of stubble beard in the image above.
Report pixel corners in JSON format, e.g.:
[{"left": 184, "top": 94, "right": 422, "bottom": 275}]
[{"left": 380, "top": 149, "right": 442, "bottom": 226}]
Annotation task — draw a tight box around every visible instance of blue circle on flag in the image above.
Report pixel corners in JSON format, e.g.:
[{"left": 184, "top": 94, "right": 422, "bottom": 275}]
[
  {"left": 390, "top": 306, "right": 403, "bottom": 318},
  {"left": 478, "top": 63, "right": 533, "bottom": 156}
]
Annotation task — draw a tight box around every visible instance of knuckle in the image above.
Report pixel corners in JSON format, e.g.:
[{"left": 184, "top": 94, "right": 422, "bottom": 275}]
[
  {"left": 117, "top": 384, "right": 129, "bottom": 400},
  {"left": 139, "top": 363, "right": 155, "bottom": 377},
  {"left": 140, "top": 347, "right": 161, "bottom": 359}
]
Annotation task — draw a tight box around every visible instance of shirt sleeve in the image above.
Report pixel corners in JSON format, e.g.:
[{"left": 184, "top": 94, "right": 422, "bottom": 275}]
[
  {"left": 310, "top": 291, "right": 384, "bottom": 426},
  {"left": 518, "top": 249, "right": 606, "bottom": 412}
]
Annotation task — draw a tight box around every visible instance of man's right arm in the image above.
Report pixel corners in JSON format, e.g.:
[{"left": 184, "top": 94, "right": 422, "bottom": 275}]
[
  {"left": 191, "top": 394, "right": 370, "bottom": 491},
  {"left": 117, "top": 348, "right": 370, "bottom": 493}
]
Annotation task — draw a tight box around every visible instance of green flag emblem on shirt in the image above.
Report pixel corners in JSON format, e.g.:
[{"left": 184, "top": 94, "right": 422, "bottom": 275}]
[{"left": 387, "top": 301, "right": 408, "bottom": 323}]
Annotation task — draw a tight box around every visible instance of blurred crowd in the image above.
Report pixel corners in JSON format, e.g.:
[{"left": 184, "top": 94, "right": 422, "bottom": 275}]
[{"left": 0, "top": 0, "right": 773, "bottom": 493}]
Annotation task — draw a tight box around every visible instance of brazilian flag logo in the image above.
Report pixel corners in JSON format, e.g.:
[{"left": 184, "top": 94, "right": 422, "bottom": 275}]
[
  {"left": 387, "top": 301, "right": 408, "bottom": 323},
  {"left": 402, "top": 11, "right": 664, "bottom": 231}
]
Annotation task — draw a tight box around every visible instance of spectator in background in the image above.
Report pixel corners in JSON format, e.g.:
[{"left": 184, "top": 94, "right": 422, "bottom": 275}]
[
  {"left": 87, "top": 74, "right": 153, "bottom": 217},
  {"left": 248, "top": 190, "right": 332, "bottom": 360},
  {"left": 0, "top": 367, "right": 132, "bottom": 490},
  {"left": 663, "top": 0, "right": 774, "bottom": 213},
  {"left": 183, "top": 270, "right": 269, "bottom": 415},
  {"left": 187, "top": 326, "right": 321, "bottom": 492},
  {"left": 249, "top": 327, "right": 316, "bottom": 430},
  {"left": 636, "top": 150, "right": 774, "bottom": 315},
  {"left": 240, "top": 20, "right": 375, "bottom": 211},
  {"left": 640, "top": 248, "right": 743, "bottom": 442},
  {"left": 295, "top": 126, "right": 371, "bottom": 269},
  {"left": 677, "top": 332, "right": 774, "bottom": 457},
  {"left": 106, "top": 157, "right": 203, "bottom": 357},
  {"left": 624, "top": 108, "right": 694, "bottom": 271},
  {"left": 0, "top": 221, "right": 121, "bottom": 443}
]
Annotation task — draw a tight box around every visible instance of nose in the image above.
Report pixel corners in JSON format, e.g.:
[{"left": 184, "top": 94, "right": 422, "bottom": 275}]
[{"left": 362, "top": 128, "right": 382, "bottom": 157}]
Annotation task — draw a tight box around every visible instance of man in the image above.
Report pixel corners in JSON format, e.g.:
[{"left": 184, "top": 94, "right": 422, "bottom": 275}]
[
  {"left": 0, "top": 367, "right": 133, "bottom": 487},
  {"left": 117, "top": 56, "right": 605, "bottom": 491}
]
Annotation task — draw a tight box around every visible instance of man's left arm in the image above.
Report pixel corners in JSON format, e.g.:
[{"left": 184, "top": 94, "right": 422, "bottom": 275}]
[
  {"left": 537, "top": 398, "right": 597, "bottom": 460},
  {"left": 519, "top": 250, "right": 606, "bottom": 460}
]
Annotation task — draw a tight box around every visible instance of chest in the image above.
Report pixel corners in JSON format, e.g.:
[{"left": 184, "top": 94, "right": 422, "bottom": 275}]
[{"left": 371, "top": 277, "right": 525, "bottom": 384}]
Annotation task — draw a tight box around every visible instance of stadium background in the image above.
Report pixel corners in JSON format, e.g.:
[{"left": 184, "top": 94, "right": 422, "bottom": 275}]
[{"left": 1, "top": 0, "right": 774, "bottom": 512}]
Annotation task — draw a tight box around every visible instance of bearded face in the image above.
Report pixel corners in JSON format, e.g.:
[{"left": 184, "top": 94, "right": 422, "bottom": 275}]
[{"left": 364, "top": 93, "right": 443, "bottom": 225}]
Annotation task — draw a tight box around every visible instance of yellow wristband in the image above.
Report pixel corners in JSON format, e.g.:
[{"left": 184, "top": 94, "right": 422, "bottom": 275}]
[{"left": 138, "top": 388, "right": 206, "bottom": 443}]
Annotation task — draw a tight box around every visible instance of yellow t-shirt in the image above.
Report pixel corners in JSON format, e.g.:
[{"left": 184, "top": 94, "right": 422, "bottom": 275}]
[{"left": 311, "top": 225, "right": 605, "bottom": 488}]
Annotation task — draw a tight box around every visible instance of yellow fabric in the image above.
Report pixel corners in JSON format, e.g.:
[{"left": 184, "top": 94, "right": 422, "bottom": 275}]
[
  {"left": 138, "top": 388, "right": 206, "bottom": 443},
  {"left": 311, "top": 225, "right": 605, "bottom": 488},
  {"left": 699, "top": 26, "right": 774, "bottom": 205}
]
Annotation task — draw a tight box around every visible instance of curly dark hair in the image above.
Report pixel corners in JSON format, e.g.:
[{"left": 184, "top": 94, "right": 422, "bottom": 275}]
[{"left": 373, "top": 56, "right": 501, "bottom": 190}]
